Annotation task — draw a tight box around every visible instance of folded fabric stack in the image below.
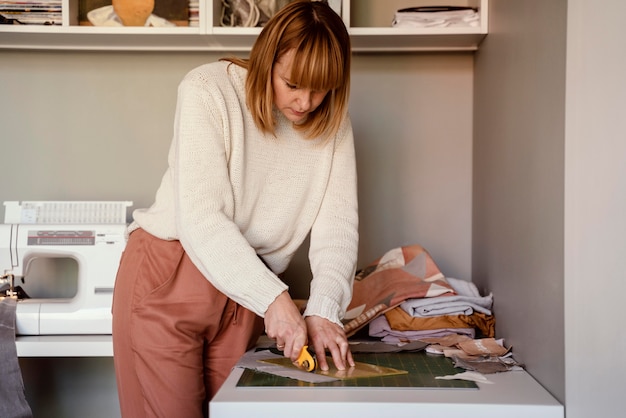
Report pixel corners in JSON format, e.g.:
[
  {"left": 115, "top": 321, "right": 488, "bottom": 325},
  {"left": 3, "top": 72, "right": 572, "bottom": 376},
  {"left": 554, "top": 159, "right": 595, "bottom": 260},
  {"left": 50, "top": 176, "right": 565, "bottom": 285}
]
[
  {"left": 369, "top": 277, "right": 495, "bottom": 344},
  {"left": 392, "top": 6, "right": 480, "bottom": 28},
  {"left": 340, "top": 243, "right": 495, "bottom": 344},
  {"left": 343, "top": 245, "right": 456, "bottom": 337}
]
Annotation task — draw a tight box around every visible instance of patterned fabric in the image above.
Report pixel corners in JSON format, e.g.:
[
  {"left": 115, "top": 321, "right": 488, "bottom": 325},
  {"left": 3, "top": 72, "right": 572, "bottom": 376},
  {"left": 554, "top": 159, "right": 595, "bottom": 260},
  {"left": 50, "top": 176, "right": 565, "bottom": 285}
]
[{"left": 343, "top": 245, "right": 455, "bottom": 336}]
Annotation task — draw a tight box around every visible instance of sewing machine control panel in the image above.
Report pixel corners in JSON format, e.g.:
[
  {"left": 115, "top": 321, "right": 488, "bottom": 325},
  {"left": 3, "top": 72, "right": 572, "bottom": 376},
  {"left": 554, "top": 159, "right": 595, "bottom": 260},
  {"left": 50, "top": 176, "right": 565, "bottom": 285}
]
[{"left": 27, "top": 230, "right": 106, "bottom": 246}]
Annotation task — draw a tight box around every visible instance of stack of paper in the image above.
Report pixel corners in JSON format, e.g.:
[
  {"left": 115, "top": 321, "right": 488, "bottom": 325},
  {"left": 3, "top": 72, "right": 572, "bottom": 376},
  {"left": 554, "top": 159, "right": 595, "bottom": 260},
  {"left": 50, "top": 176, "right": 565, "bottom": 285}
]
[{"left": 0, "top": 0, "right": 62, "bottom": 25}]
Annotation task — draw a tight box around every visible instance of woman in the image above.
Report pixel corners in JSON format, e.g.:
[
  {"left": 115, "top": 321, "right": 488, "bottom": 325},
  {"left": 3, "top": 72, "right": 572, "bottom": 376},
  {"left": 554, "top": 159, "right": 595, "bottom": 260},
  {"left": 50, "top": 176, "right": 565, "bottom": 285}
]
[{"left": 112, "top": 1, "right": 358, "bottom": 416}]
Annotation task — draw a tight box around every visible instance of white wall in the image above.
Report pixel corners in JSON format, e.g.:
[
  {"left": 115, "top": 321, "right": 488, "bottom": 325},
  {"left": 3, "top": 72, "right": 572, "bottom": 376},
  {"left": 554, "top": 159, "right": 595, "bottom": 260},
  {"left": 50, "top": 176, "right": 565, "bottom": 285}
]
[
  {"left": 474, "top": 1, "right": 626, "bottom": 417},
  {"left": 473, "top": 0, "right": 567, "bottom": 402},
  {"left": 0, "top": 51, "right": 474, "bottom": 297},
  {"left": 564, "top": 1, "right": 626, "bottom": 417},
  {"left": 0, "top": 50, "right": 474, "bottom": 417}
]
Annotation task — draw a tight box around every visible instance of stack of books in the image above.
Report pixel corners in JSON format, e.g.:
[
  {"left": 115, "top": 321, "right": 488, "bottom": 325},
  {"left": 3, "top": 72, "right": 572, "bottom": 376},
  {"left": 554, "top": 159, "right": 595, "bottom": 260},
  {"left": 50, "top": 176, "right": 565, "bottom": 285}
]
[
  {"left": 0, "top": 0, "right": 62, "bottom": 25},
  {"left": 188, "top": 0, "right": 198, "bottom": 27}
]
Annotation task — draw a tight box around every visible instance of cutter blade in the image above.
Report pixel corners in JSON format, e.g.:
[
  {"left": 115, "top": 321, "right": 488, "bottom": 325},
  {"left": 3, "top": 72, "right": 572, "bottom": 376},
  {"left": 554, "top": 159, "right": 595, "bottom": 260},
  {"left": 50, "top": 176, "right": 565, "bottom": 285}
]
[{"left": 295, "top": 345, "right": 317, "bottom": 372}]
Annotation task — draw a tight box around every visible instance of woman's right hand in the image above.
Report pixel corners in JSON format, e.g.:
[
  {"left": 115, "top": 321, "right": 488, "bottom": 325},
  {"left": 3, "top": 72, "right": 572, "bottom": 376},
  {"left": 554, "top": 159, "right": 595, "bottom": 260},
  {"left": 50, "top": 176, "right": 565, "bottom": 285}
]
[{"left": 263, "top": 291, "right": 308, "bottom": 361}]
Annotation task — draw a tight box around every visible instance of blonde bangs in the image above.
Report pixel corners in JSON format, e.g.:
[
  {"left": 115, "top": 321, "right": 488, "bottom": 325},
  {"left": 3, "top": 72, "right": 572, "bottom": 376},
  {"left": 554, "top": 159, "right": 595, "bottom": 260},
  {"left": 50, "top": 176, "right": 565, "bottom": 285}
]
[
  {"left": 290, "top": 35, "right": 344, "bottom": 92},
  {"left": 285, "top": 23, "right": 351, "bottom": 140}
]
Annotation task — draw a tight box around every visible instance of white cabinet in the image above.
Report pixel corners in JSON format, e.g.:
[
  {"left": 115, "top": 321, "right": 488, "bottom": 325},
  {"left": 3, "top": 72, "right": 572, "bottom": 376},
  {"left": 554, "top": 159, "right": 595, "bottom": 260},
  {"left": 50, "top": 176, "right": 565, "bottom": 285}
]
[{"left": 0, "top": 0, "right": 487, "bottom": 51}]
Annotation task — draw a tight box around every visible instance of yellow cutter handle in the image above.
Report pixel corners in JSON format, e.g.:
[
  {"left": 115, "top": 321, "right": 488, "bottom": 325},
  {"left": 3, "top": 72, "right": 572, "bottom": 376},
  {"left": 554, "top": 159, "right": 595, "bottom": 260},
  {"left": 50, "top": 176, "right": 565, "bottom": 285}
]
[{"left": 295, "top": 345, "right": 317, "bottom": 372}]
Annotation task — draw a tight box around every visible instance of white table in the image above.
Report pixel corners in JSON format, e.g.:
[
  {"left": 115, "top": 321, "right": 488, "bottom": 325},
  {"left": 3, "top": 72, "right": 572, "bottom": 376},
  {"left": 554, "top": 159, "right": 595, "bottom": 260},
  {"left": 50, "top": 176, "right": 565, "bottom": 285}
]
[
  {"left": 15, "top": 336, "right": 563, "bottom": 418},
  {"left": 211, "top": 363, "right": 563, "bottom": 418}
]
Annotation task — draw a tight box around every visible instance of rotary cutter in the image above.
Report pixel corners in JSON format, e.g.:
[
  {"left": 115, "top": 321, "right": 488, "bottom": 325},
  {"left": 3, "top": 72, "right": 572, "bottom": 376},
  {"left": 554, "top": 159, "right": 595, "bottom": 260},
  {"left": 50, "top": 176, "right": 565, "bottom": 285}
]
[{"left": 295, "top": 345, "right": 317, "bottom": 372}]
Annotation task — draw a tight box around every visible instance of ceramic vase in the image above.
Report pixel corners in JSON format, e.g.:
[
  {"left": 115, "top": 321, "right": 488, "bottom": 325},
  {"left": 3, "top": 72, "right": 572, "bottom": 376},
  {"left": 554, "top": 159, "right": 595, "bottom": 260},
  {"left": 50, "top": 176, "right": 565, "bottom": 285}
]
[{"left": 113, "top": 0, "right": 155, "bottom": 26}]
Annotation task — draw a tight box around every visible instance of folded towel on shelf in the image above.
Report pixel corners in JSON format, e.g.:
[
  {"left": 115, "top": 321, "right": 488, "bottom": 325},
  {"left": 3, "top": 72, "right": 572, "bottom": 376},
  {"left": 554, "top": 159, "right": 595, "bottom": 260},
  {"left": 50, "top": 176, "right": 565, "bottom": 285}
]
[
  {"left": 400, "top": 277, "right": 493, "bottom": 318},
  {"left": 0, "top": 297, "right": 33, "bottom": 418}
]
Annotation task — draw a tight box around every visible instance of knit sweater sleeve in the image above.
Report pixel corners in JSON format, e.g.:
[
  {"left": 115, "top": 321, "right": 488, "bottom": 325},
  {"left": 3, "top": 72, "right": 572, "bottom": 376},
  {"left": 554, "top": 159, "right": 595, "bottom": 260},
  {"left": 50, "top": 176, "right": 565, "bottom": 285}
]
[
  {"left": 304, "top": 116, "right": 359, "bottom": 326},
  {"left": 170, "top": 67, "right": 288, "bottom": 317}
]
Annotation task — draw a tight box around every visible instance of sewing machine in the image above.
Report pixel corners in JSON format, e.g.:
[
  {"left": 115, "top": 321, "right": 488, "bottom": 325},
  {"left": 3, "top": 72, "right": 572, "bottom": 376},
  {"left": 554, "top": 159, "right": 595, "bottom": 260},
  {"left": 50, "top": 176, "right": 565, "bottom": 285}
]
[{"left": 1, "top": 201, "right": 132, "bottom": 335}]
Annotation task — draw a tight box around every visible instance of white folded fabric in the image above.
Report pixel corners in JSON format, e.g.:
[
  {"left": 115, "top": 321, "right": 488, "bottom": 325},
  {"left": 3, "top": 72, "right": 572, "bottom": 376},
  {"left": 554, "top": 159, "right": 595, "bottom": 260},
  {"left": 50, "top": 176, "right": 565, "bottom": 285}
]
[
  {"left": 392, "top": 9, "right": 479, "bottom": 28},
  {"left": 400, "top": 278, "right": 493, "bottom": 318}
]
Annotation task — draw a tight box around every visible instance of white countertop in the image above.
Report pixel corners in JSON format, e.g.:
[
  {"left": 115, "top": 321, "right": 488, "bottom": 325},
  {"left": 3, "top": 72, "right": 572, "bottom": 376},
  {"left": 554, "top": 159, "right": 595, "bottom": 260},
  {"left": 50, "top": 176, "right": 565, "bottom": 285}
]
[
  {"left": 210, "top": 363, "right": 563, "bottom": 418},
  {"left": 15, "top": 335, "right": 563, "bottom": 418}
]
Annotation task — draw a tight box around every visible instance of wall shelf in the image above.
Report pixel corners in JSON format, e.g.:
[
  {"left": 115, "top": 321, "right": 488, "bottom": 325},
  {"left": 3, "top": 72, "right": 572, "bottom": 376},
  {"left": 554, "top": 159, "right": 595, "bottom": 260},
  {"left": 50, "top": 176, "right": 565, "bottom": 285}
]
[
  {"left": 16, "top": 335, "right": 113, "bottom": 357},
  {"left": 0, "top": 0, "right": 487, "bottom": 52}
]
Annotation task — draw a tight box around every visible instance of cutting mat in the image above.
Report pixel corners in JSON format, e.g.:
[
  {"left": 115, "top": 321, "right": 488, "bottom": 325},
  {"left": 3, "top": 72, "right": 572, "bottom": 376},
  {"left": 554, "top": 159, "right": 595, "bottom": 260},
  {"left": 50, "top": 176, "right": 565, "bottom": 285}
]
[{"left": 237, "top": 350, "right": 478, "bottom": 389}]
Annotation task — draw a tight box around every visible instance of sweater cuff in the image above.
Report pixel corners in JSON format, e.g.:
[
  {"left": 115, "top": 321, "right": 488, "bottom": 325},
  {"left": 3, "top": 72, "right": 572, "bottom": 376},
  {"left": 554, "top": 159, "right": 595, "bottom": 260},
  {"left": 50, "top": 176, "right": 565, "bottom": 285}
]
[
  {"left": 244, "top": 272, "right": 289, "bottom": 318},
  {"left": 303, "top": 295, "right": 344, "bottom": 328}
]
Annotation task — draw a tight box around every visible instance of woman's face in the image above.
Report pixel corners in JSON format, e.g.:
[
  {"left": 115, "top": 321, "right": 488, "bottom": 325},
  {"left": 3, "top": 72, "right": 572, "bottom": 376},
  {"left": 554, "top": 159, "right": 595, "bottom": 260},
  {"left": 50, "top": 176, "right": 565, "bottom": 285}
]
[{"left": 272, "top": 49, "right": 329, "bottom": 125}]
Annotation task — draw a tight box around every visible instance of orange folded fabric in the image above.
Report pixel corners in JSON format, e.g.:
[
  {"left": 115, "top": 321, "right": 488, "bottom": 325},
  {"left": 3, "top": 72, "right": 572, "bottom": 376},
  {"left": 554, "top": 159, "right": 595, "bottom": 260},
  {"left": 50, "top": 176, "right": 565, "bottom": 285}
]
[{"left": 384, "top": 306, "right": 495, "bottom": 338}]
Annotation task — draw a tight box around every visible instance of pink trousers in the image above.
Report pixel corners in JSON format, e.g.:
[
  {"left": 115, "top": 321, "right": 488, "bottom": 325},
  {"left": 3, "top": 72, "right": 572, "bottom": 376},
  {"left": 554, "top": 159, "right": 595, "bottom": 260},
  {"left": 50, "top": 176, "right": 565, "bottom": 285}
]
[{"left": 112, "top": 228, "right": 264, "bottom": 418}]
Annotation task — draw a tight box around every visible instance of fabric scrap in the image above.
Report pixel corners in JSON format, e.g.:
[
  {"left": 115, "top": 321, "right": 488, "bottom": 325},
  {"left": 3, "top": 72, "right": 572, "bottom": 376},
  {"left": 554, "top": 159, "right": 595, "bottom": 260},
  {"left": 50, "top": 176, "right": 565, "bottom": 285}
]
[
  {"left": 435, "top": 371, "right": 493, "bottom": 384},
  {"left": 0, "top": 297, "right": 33, "bottom": 418},
  {"left": 451, "top": 354, "right": 523, "bottom": 374},
  {"left": 457, "top": 337, "right": 509, "bottom": 357}
]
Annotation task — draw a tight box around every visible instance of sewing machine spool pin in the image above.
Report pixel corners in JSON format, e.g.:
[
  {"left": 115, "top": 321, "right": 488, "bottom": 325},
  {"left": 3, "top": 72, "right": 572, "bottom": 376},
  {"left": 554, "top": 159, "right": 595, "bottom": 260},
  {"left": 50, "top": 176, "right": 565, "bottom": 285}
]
[
  {"left": 1, "top": 273, "right": 18, "bottom": 299},
  {"left": 1, "top": 273, "right": 31, "bottom": 300}
]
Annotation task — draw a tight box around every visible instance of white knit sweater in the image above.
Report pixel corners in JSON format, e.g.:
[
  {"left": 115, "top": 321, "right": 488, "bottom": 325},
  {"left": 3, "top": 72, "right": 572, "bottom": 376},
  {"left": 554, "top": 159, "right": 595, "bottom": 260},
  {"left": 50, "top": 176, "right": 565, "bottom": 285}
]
[{"left": 130, "top": 61, "right": 359, "bottom": 326}]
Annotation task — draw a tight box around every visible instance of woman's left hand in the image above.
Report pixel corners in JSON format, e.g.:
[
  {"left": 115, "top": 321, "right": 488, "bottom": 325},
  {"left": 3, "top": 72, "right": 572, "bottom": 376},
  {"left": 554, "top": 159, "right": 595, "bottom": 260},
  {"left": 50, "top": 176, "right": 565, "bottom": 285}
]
[{"left": 305, "top": 315, "right": 355, "bottom": 371}]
